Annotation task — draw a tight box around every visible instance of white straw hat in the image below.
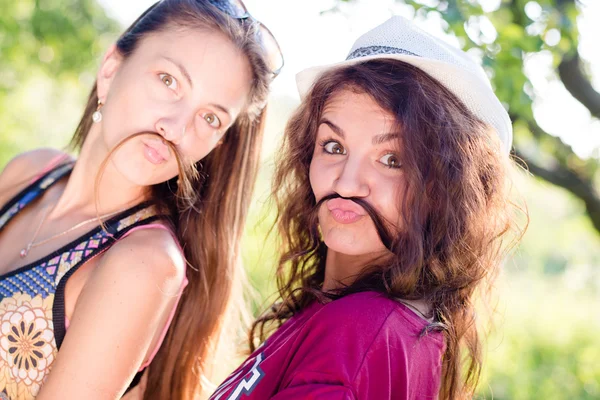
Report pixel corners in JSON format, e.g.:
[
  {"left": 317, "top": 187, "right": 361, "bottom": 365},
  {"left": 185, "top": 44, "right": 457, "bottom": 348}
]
[{"left": 296, "top": 16, "right": 512, "bottom": 154}]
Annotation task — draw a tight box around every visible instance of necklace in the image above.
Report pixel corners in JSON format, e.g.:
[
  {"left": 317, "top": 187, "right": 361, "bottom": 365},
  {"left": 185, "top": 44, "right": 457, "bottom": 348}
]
[{"left": 20, "top": 206, "right": 128, "bottom": 259}]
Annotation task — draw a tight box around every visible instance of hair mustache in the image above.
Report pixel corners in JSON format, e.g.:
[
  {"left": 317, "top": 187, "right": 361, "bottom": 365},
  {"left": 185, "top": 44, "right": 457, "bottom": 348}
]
[
  {"left": 110, "top": 131, "right": 202, "bottom": 210},
  {"left": 313, "top": 192, "right": 394, "bottom": 251}
]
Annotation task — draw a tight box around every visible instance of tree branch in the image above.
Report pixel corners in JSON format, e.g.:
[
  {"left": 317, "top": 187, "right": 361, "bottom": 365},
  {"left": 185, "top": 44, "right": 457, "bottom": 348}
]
[
  {"left": 558, "top": 52, "right": 600, "bottom": 120},
  {"left": 515, "top": 139, "right": 600, "bottom": 233},
  {"left": 555, "top": 0, "right": 600, "bottom": 120}
]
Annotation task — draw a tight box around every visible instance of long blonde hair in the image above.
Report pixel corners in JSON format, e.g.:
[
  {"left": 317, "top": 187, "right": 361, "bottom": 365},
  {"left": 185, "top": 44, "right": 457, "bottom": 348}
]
[{"left": 71, "top": 1, "right": 272, "bottom": 398}]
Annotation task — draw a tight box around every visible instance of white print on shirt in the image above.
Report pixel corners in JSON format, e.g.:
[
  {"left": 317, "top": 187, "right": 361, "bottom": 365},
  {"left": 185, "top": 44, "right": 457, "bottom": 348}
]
[{"left": 210, "top": 352, "right": 265, "bottom": 400}]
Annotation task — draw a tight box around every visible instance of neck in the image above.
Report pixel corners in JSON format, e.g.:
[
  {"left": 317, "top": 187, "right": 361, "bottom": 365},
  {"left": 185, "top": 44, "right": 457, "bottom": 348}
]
[
  {"left": 49, "top": 125, "right": 149, "bottom": 220},
  {"left": 322, "top": 249, "right": 388, "bottom": 292}
]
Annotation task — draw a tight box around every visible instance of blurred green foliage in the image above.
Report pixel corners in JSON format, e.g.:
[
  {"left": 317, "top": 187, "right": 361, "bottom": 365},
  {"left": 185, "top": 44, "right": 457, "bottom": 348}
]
[
  {"left": 0, "top": 0, "right": 119, "bottom": 165},
  {"left": 476, "top": 273, "right": 600, "bottom": 399}
]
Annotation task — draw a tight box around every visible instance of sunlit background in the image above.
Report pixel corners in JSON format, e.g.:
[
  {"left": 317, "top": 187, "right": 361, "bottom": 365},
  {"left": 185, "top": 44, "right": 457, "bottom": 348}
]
[{"left": 1, "top": 0, "right": 599, "bottom": 398}]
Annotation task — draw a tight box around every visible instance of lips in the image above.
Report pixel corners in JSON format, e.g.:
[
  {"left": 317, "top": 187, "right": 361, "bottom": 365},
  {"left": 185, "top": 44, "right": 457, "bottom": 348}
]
[
  {"left": 141, "top": 138, "right": 170, "bottom": 165},
  {"left": 326, "top": 198, "right": 366, "bottom": 224}
]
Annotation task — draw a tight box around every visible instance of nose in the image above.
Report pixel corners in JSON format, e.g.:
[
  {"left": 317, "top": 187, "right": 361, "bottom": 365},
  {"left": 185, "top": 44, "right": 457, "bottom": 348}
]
[
  {"left": 332, "top": 156, "right": 370, "bottom": 199},
  {"left": 155, "top": 116, "right": 188, "bottom": 145}
]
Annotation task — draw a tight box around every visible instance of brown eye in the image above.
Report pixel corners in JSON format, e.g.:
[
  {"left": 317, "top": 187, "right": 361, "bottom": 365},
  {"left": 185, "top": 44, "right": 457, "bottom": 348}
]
[
  {"left": 159, "top": 73, "right": 178, "bottom": 90},
  {"left": 380, "top": 153, "right": 401, "bottom": 169},
  {"left": 203, "top": 112, "right": 221, "bottom": 129},
  {"left": 323, "top": 141, "right": 346, "bottom": 155}
]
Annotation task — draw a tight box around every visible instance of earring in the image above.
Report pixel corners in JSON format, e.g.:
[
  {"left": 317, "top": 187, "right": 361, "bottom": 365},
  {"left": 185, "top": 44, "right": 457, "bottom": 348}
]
[{"left": 92, "top": 100, "right": 103, "bottom": 123}]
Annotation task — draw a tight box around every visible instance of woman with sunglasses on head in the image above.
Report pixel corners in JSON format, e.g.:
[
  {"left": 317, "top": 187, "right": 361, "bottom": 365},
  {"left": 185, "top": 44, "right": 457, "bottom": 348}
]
[
  {"left": 0, "top": 0, "right": 282, "bottom": 399},
  {"left": 210, "top": 16, "right": 524, "bottom": 400}
]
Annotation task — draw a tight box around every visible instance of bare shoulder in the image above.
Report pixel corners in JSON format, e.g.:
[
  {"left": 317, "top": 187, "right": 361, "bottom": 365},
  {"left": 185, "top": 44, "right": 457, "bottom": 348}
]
[
  {"left": 0, "top": 148, "right": 73, "bottom": 205},
  {"left": 0, "top": 147, "right": 71, "bottom": 180},
  {"left": 37, "top": 225, "right": 185, "bottom": 398},
  {"left": 97, "top": 226, "right": 186, "bottom": 294}
]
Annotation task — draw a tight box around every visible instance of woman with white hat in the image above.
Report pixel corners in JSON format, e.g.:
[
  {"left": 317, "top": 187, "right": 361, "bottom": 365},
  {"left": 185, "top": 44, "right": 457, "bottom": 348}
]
[{"left": 210, "top": 16, "right": 523, "bottom": 400}]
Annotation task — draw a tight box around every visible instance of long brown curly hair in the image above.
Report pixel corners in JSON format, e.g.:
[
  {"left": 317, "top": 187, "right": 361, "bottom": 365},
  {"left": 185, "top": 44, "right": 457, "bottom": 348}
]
[{"left": 250, "top": 59, "right": 526, "bottom": 399}]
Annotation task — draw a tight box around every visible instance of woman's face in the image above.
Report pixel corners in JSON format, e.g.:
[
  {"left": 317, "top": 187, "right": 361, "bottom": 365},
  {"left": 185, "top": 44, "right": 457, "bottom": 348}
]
[
  {"left": 95, "top": 27, "right": 252, "bottom": 186},
  {"left": 310, "top": 89, "right": 405, "bottom": 256}
]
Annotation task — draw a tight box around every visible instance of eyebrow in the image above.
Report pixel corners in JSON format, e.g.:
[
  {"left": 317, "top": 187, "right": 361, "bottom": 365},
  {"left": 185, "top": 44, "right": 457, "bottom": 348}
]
[
  {"left": 372, "top": 133, "right": 399, "bottom": 145},
  {"left": 209, "top": 103, "right": 231, "bottom": 119},
  {"left": 162, "top": 56, "right": 193, "bottom": 88},
  {"left": 319, "top": 118, "right": 400, "bottom": 145},
  {"left": 320, "top": 118, "right": 345, "bottom": 138}
]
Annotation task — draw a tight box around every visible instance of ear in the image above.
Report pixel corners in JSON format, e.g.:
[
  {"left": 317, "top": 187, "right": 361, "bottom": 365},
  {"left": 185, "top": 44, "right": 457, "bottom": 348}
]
[{"left": 96, "top": 44, "right": 124, "bottom": 102}]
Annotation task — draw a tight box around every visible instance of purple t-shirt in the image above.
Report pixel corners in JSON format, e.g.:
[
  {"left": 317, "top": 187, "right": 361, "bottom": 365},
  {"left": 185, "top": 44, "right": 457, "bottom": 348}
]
[{"left": 210, "top": 292, "right": 445, "bottom": 400}]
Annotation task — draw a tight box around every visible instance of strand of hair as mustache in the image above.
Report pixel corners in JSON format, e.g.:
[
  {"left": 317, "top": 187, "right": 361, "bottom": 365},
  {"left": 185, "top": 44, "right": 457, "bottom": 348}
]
[{"left": 313, "top": 192, "right": 395, "bottom": 251}]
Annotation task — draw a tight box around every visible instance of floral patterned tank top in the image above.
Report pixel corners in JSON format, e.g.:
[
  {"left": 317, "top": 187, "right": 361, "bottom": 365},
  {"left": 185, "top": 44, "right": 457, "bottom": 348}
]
[{"left": 0, "top": 161, "right": 163, "bottom": 400}]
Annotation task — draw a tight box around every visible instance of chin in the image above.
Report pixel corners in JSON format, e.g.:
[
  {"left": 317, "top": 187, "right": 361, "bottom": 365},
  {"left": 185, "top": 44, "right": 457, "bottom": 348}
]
[
  {"left": 111, "top": 154, "right": 175, "bottom": 187},
  {"left": 322, "top": 227, "right": 383, "bottom": 256}
]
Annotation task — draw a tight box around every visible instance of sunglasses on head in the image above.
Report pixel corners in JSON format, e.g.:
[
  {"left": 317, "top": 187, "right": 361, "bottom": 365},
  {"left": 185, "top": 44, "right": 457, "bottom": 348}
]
[{"left": 208, "top": 0, "right": 284, "bottom": 77}]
